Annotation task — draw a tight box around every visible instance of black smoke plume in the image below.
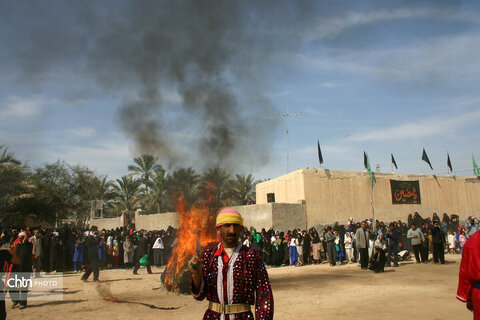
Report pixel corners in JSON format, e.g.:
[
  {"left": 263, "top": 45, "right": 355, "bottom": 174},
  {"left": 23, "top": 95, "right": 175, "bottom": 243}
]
[{"left": 1, "top": 0, "right": 317, "bottom": 170}]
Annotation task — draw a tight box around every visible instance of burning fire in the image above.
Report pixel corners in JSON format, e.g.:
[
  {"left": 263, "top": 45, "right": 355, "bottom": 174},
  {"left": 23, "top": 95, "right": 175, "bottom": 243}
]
[{"left": 163, "top": 195, "right": 218, "bottom": 292}]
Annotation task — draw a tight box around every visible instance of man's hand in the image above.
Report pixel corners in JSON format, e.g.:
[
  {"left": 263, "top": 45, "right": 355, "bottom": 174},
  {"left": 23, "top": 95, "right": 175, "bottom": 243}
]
[
  {"left": 188, "top": 254, "right": 201, "bottom": 290},
  {"left": 466, "top": 300, "right": 474, "bottom": 312},
  {"left": 413, "top": 235, "right": 418, "bottom": 238}
]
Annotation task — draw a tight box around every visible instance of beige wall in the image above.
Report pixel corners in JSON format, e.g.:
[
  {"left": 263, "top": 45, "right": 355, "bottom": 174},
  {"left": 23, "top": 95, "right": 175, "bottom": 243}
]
[
  {"left": 256, "top": 168, "right": 480, "bottom": 227},
  {"left": 134, "top": 211, "right": 180, "bottom": 231},
  {"left": 230, "top": 203, "right": 306, "bottom": 231},
  {"left": 271, "top": 203, "right": 306, "bottom": 231},
  {"left": 91, "top": 216, "right": 123, "bottom": 231},
  {"left": 255, "top": 170, "right": 305, "bottom": 204},
  {"left": 88, "top": 203, "right": 307, "bottom": 232}
]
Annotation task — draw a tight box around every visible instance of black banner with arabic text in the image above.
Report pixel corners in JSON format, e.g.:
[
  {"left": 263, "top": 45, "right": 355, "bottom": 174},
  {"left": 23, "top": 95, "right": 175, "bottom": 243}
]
[{"left": 390, "top": 180, "right": 421, "bottom": 204}]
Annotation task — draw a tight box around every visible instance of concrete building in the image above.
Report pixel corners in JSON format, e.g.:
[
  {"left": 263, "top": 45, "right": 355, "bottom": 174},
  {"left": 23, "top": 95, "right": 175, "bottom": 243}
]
[{"left": 256, "top": 168, "right": 480, "bottom": 227}]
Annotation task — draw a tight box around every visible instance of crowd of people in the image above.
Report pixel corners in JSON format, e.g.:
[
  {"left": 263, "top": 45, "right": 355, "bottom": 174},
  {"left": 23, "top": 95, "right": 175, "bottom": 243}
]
[
  {"left": 0, "top": 226, "right": 178, "bottom": 276},
  {"left": 1, "top": 212, "right": 477, "bottom": 275},
  {"left": 0, "top": 211, "right": 478, "bottom": 313},
  {"left": 240, "top": 212, "right": 478, "bottom": 273}
]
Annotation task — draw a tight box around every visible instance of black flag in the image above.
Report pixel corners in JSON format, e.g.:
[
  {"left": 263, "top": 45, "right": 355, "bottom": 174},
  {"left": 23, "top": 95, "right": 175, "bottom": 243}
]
[
  {"left": 447, "top": 152, "right": 452, "bottom": 172},
  {"left": 391, "top": 153, "right": 398, "bottom": 170},
  {"left": 422, "top": 148, "right": 433, "bottom": 170},
  {"left": 317, "top": 140, "right": 323, "bottom": 165}
]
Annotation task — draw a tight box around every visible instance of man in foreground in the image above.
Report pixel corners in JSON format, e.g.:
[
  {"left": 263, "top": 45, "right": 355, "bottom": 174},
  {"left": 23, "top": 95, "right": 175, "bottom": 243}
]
[
  {"left": 189, "top": 208, "right": 274, "bottom": 319},
  {"left": 10, "top": 232, "right": 32, "bottom": 310},
  {"left": 133, "top": 231, "right": 152, "bottom": 275},
  {"left": 1, "top": 246, "right": 20, "bottom": 319},
  {"left": 457, "top": 226, "right": 480, "bottom": 319},
  {"left": 355, "top": 221, "right": 369, "bottom": 270},
  {"left": 81, "top": 226, "right": 100, "bottom": 282}
]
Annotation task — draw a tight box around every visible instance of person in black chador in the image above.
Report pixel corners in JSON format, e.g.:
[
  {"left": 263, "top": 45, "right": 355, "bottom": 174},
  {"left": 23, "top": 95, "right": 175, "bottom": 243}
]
[
  {"left": 369, "top": 235, "right": 387, "bottom": 273},
  {"left": 302, "top": 230, "right": 311, "bottom": 265},
  {"left": 431, "top": 221, "right": 446, "bottom": 264},
  {"left": 133, "top": 231, "right": 152, "bottom": 274},
  {"left": 81, "top": 226, "right": 100, "bottom": 282},
  {"left": 50, "top": 234, "right": 59, "bottom": 272}
]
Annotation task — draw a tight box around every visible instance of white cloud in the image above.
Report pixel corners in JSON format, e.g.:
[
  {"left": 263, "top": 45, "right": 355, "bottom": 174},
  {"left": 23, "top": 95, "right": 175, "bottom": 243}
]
[
  {"left": 51, "top": 135, "right": 132, "bottom": 179},
  {"left": 302, "top": 107, "right": 323, "bottom": 117},
  {"left": 319, "top": 82, "right": 343, "bottom": 88},
  {"left": 307, "top": 8, "right": 480, "bottom": 41},
  {"left": 295, "top": 144, "right": 352, "bottom": 156},
  {"left": 163, "top": 91, "right": 182, "bottom": 104},
  {"left": 65, "top": 127, "right": 96, "bottom": 138},
  {"left": 298, "top": 32, "right": 480, "bottom": 87},
  {"left": 0, "top": 96, "right": 44, "bottom": 119},
  {"left": 347, "top": 109, "right": 480, "bottom": 142},
  {"left": 252, "top": 90, "right": 291, "bottom": 101}
]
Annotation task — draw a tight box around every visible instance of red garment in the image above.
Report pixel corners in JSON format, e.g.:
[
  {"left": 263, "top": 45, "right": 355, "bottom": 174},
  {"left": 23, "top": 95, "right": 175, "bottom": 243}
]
[
  {"left": 457, "top": 231, "right": 480, "bottom": 319},
  {"left": 192, "top": 243, "right": 274, "bottom": 320},
  {"left": 473, "top": 289, "right": 480, "bottom": 320}
]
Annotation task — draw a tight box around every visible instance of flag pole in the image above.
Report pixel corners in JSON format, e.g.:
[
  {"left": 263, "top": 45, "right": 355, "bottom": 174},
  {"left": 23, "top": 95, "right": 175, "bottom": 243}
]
[{"left": 371, "top": 180, "right": 376, "bottom": 231}]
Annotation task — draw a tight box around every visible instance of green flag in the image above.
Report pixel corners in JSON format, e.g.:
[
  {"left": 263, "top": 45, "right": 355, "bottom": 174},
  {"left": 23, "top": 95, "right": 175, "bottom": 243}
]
[
  {"left": 364, "top": 151, "right": 374, "bottom": 185},
  {"left": 474, "top": 154, "right": 480, "bottom": 176}
]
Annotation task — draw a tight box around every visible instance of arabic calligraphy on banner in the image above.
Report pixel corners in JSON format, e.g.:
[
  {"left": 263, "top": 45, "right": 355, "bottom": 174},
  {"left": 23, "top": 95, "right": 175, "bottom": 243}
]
[{"left": 390, "top": 180, "right": 421, "bottom": 204}]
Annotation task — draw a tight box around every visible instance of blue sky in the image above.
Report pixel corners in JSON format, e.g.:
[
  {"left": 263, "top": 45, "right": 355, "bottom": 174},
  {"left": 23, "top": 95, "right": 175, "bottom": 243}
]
[{"left": 1, "top": 1, "right": 479, "bottom": 180}]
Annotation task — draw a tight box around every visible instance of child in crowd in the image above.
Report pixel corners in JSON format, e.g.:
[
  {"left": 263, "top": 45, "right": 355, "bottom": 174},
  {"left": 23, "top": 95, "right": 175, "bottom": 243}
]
[
  {"left": 447, "top": 231, "right": 456, "bottom": 254},
  {"left": 72, "top": 238, "right": 83, "bottom": 273}
]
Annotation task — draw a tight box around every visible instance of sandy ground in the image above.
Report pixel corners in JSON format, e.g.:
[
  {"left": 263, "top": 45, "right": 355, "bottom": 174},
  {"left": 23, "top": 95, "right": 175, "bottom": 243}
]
[{"left": 6, "top": 254, "right": 471, "bottom": 320}]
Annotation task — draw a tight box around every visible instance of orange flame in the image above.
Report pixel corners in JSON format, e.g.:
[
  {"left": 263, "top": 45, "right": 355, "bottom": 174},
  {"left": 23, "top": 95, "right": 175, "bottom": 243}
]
[{"left": 163, "top": 194, "right": 218, "bottom": 291}]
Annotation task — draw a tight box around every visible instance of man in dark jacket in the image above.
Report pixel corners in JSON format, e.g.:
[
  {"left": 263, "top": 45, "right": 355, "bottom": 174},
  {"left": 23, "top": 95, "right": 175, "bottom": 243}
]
[
  {"left": 81, "top": 226, "right": 100, "bottom": 282},
  {"left": 11, "top": 232, "right": 33, "bottom": 309},
  {"left": 386, "top": 223, "right": 400, "bottom": 267},
  {"left": 133, "top": 231, "right": 152, "bottom": 274}
]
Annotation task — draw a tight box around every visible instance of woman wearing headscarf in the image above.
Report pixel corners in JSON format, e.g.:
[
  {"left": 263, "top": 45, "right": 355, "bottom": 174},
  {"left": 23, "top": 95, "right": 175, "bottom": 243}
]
[
  {"left": 344, "top": 232, "right": 354, "bottom": 263},
  {"left": 123, "top": 236, "right": 134, "bottom": 269},
  {"left": 311, "top": 229, "right": 322, "bottom": 264},
  {"left": 289, "top": 231, "right": 299, "bottom": 266}
]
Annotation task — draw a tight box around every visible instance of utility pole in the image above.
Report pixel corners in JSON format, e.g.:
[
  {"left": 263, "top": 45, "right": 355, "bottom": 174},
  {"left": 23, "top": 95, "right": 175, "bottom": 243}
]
[{"left": 283, "top": 108, "right": 301, "bottom": 173}]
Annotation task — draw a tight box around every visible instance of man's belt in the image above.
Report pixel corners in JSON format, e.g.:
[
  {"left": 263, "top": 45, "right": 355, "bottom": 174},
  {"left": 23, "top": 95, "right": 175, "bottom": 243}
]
[
  {"left": 474, "top": 282, "right": 480, "bottom": 290},
  {"left": 208, "top": 301, "right": 251, "bottom": 314}
]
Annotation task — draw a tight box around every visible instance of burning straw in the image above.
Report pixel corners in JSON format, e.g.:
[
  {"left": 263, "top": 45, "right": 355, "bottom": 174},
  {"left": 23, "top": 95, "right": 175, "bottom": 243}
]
[{"left": 162, "top": 196, "right": 217, "bottom": 292}]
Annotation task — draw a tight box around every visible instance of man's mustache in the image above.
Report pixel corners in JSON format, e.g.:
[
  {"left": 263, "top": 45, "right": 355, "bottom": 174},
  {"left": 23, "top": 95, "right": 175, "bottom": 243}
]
[{"left": 226, "top": 233, "right": 237, "bottom": 237}]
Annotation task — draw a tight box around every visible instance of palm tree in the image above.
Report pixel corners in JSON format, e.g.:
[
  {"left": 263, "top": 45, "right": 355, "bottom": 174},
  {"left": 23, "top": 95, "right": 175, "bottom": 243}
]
[
  {"left": 0, "top": 146, "right": 32, "bottom": 223},
  {"left": 87, "top": 175, "right": 116, "bottom": 217},
  {"left": 0, "top": 145, "right": 21, "bottom": 167},
  {"left": 90, "top": 176, "right": 115, "bottom": 201},
  {"left": 231, "top": 173, "right": 257, "bottom": 205},
  {"left": 201, "top": 167, "right": 233, "bottom": 209},
  {"left": 141, "top": 167, "right": 169, "bottom": 213},
  {"left": 170, "top": 167, "right": 200, "bottom": 209},
  {"left": 127, "top": 154, "right": 161, "bottom": 188},
  {"left": 112, "top": 175, "right": 141, "bottom": 212}
]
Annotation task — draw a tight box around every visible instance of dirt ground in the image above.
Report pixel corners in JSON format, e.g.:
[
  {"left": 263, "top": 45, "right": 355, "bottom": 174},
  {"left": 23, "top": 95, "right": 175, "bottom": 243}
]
[{"left": 6, "top": 254, "right": 471, "bottom": 320}]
